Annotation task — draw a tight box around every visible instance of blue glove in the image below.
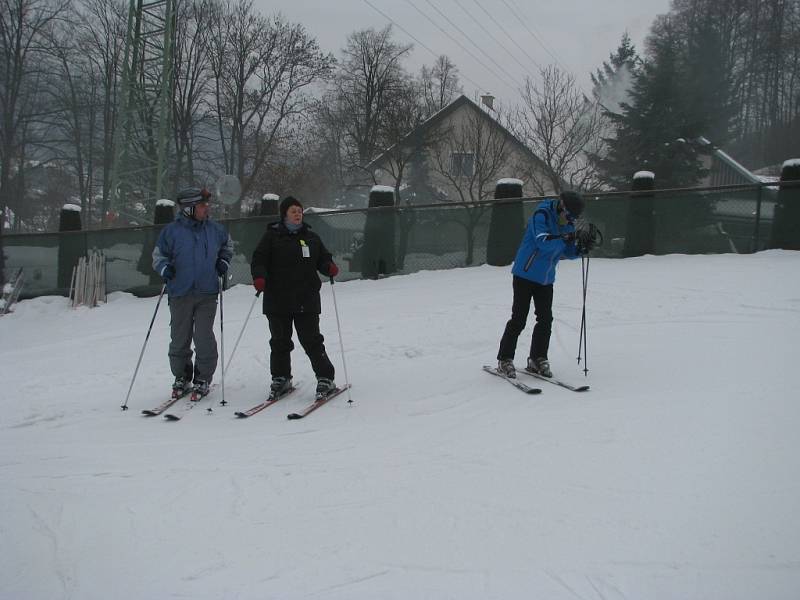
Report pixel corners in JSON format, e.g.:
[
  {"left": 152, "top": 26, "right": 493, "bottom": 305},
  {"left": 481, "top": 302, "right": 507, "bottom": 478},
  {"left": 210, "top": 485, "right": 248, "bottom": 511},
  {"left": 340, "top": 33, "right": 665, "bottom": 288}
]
[
  {"left": 216, "top": 258, "right": 229, "bottom": 276},
  {"left": 161, "top": 264, "right": 175, "bottom": 282}
]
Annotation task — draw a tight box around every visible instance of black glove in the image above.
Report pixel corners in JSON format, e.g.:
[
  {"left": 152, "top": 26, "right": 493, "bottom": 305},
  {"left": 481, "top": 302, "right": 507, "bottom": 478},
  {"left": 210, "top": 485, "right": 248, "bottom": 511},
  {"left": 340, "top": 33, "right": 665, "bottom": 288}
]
[
  {"left": 575, "top": 225, "right": 600, "bottom": 255},
  {"left": 161, "top": 264, "right": 175, "bottom": 282},
  {"left": 216, "top": 258, "right": 229, "bottom": 276},
  {"left": 561, "top": 232, "right": 576, "bottom": 244}
]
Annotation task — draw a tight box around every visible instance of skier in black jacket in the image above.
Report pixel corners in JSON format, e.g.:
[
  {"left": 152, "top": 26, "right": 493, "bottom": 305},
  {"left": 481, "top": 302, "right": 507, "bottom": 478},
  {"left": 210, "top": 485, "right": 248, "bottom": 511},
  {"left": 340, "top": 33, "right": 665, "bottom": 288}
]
[{"left": 250, "top": 196, "right": 339, "bottom": 399}]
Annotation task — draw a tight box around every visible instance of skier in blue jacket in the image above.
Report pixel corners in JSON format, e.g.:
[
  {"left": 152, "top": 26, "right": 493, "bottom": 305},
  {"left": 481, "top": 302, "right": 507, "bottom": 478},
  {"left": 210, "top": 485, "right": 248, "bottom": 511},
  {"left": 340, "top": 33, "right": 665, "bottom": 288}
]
[
  {"left": 152, "top": 187, "right": 233, "bottom": 398},
  {"left": 496, "top": 190, "right": 585, "bottom": 379}
]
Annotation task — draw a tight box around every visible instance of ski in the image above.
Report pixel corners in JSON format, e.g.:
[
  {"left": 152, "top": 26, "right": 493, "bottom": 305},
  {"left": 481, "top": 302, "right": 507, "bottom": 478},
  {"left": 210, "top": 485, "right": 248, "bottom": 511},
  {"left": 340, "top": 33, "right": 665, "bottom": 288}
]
[
  {"left": 141, "top": 388, "right": 192, "bottom": 416},
  {"left": 482, "top": 365, "right": 542, "bottom": 394},
  {"left": 164, "top": 384, "right": 217, "bottom": 421},
  {"left": 235, "top": 384, "right": 299, "bottom": 418},
  {"left": 518, "top": 367, "right": 590, "bottom": 392},
  {"left": 287, "top": 384, "right": 352, "bottom": 420}
]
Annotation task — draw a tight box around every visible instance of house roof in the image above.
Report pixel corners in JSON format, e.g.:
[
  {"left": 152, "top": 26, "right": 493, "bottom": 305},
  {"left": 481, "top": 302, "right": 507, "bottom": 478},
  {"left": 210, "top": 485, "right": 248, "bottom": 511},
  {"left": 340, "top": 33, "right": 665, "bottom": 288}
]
[{"left": 366, "top": 94, "right": 548, "bottom": 173}]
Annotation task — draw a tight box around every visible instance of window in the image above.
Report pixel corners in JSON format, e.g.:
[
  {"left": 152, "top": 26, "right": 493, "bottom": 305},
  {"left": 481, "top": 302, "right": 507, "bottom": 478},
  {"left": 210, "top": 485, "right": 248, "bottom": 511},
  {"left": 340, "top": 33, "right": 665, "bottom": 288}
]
[{"left": 450, "top": 152, "right": 474, "bottom": 177}]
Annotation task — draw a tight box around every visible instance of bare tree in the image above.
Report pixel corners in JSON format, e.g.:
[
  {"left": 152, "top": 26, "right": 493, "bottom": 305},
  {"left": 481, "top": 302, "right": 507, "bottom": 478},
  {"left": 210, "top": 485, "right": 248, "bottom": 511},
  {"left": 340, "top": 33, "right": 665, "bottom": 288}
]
[
  {"left": 513, "top": 65, "right": 606, "bottom": 193},
  {"left": 172, "top": 0, "right": 214, "bottom": 192},
  {"left": 208, "top": 0, "right": 333, "bottom": 216},
  {"left": 334, "top": 25, "right": 411, "bottom": 181},
  {"left": 79, "top": 0, "right": 126, "bottom": 216},
  {"left": 0, "top": 0, "right": 71, "bottom": 234},
  {"left": 429, "top": 106, "right": 516, "bottom": 264},
  {"left": 420, "top": 54, "right": 461, "bottom": 116}
]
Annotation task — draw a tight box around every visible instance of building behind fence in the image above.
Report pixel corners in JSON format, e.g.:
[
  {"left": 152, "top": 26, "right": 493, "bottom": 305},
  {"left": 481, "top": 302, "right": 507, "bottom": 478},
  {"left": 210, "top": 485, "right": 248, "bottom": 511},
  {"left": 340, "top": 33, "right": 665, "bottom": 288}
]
[{"left": 2, "top": 181, "right": 798, "bottom": 300}]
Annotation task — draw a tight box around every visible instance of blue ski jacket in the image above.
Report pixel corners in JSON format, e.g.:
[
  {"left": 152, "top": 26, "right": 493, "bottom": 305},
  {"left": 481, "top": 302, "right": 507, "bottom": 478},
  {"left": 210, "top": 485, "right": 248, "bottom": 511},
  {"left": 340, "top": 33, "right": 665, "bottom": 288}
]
[
  {"left": 152, "top": 214, "right": 233, "bottom": 297},
  {"left": 511, "top": 198, "right": 580, "bottom": 285}
]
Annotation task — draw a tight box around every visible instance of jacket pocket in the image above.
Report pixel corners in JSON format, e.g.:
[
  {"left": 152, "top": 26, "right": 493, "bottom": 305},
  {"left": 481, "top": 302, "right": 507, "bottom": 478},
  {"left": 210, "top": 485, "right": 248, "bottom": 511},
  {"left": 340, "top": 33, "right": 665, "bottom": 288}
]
[{"left": 523, "top": 250, "right": 539, "bottom": 271}]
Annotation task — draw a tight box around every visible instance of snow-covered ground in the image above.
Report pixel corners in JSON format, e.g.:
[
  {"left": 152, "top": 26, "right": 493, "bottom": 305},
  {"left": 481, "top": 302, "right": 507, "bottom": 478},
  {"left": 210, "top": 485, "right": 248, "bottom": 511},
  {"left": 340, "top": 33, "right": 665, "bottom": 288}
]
[{"left": 1, "top": 251, "right": 799, "bottom": 599}]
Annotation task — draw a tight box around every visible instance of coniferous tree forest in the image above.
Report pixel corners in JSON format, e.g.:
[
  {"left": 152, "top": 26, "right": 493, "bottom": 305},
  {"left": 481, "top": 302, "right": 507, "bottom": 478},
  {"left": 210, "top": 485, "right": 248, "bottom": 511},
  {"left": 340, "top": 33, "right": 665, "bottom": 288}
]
[{"left": 592, "top": 0, "right": 800, "bottom": 190}]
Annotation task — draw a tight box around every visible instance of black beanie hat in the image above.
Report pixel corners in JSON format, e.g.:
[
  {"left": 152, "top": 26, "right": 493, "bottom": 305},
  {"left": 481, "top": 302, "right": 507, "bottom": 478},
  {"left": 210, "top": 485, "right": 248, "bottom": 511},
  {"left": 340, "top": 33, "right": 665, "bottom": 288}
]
[
  {"left": 559, "top": 190, "right": 585, "bottom": 218},
  {"left": 279, "top": 196, "right": 303, "bottom": 218}
]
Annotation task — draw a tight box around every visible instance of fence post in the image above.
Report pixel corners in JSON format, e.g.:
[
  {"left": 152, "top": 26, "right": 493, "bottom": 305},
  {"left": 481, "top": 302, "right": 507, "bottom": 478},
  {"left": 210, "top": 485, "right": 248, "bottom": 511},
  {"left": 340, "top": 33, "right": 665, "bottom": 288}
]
[
  {"left": 769, "top": 159, "right": 800, "bottom": 250},
  {"left": 361, "top": 185, "right": 396, "bottom": 278},
  {"left": 486, "top": 178, "right": 525, "bottom": 266},
  {"left": 623, "top": 171, "right": 656, "bottom": 257},
  {"left": 752, "top": 184, "right": 763, "bottom": 252},
  {"left": 57, "top": 203, "right": 84, "bottom": 293}
]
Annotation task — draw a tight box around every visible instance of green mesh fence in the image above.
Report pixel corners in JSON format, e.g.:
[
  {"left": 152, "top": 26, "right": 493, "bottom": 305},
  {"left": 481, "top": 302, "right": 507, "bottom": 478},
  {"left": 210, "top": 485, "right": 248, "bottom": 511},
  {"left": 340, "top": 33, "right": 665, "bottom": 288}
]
[{"left": 1, "top": 183, "right": 787, "bottom": 299}]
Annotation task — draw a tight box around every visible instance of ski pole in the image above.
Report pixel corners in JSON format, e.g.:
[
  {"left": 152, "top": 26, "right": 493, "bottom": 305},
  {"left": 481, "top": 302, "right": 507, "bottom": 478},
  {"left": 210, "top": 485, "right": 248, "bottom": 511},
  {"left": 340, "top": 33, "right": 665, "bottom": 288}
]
[
  {"left": 576, "top": 255, "right": 590, "bottom": 375},
  {"left": 210, "top": 275, "right": 227, "bottom": 412},
  {"left": 329, "top": 277, "right": 352, "bottom": 404},
  {"left": 122, "top": 283, "right": 166, "bottom": 411},
  {"left": 225, "top": 291, "right": 260, "bottom": 372}
]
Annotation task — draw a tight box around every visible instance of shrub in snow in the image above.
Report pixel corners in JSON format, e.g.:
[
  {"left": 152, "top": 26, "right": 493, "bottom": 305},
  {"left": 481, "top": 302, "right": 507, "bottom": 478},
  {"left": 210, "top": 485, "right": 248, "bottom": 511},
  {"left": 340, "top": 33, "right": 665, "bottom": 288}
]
[{"left": 487, "top": 179, "right": 525, "bottom": 267}]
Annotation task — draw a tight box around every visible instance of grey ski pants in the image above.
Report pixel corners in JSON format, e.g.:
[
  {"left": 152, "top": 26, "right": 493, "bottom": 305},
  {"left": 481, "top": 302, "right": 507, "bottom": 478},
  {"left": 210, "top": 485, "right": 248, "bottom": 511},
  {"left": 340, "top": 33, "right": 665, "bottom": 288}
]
[{"left": 167, "top": 293, "right": 218, "bottom": 382}]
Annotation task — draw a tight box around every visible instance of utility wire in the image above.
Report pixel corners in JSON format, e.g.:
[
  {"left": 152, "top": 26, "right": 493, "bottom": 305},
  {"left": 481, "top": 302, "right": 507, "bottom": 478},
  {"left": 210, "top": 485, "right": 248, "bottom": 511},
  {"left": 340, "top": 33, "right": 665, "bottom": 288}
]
[
  {"left": 401, "top": 0, "right": 519, "bottom": 94},
  {"left": 421, "top": 0, "right": 522, "bottom": 86},
  {"left": 360, "top": 0, "right": 488, "bottom": 93},
  {"left": 454, "top": 0, "right": 541, "bottom": 81},
  {"left": 496, "top": 0, "right": 593, "bottom": 98}
]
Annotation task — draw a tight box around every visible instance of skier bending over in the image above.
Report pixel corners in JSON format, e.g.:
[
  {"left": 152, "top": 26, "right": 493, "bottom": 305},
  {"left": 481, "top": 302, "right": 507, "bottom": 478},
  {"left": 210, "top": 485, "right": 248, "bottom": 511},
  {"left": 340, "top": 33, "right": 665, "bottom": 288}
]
[{"left": 496, "top": 190, "right": 586, "bottom": 379}]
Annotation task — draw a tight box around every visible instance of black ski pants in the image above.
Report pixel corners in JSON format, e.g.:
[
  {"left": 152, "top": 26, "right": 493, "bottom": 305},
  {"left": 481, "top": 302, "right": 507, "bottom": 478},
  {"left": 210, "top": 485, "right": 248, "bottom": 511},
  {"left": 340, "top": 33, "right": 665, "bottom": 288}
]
[
  {"left": 168, "top": 293, "right": 218, "bottom": 382},
  {"left": 497, "top": 275, "right": 554, "bottom": 362},
  {"left": 267, "top": 312, "right": 335, "bottom": 380}
]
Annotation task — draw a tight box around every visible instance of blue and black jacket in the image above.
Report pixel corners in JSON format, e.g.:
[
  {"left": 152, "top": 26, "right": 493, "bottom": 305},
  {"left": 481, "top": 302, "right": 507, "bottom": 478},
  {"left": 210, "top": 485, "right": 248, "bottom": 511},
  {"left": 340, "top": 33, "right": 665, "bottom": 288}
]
[
  {"left": 152, "top": 214, "right": 233, "bottom": 297},
  {"left": 511, "top": 198, "right": 580, "bottom": 285}
]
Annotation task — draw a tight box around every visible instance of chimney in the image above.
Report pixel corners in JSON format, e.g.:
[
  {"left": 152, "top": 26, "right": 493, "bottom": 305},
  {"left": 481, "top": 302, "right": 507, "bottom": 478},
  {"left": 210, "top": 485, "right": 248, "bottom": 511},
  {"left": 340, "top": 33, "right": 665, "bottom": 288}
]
[{"left": 480, "top": 93, "right": 495, "bottom": 111}]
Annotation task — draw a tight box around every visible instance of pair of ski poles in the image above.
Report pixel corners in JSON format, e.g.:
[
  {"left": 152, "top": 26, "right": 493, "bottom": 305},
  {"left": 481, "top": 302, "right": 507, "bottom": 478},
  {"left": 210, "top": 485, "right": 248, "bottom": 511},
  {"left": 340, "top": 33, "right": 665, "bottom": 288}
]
[{"left": 122, "top": 276, "right": 351, "bottom": 410}]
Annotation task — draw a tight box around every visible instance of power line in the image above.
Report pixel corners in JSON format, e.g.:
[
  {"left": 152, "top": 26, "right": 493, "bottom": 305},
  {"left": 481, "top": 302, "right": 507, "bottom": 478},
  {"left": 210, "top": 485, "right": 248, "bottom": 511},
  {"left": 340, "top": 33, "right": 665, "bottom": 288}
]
[
  {"left": 496, "top": 0, "right": 593, "bottom": 98},
  {"left": 401, "top": 0, "right": 519, "bottom": 94},
  {"left": 360, "top": 0, "right": 488, "bottom": 93},
  {"left": 453, "top": 0, "right": 541, "bottom": 80},
  {"left": 421, "top": 0, "right": 523, "bottom": 86}
]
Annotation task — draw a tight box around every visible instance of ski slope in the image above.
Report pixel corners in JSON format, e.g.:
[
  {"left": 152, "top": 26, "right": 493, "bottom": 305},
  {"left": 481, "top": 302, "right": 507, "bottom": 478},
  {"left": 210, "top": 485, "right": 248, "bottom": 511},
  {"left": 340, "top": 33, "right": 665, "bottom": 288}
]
[{"left": 1, "top": 251, "right": 798, "bottom": 599}]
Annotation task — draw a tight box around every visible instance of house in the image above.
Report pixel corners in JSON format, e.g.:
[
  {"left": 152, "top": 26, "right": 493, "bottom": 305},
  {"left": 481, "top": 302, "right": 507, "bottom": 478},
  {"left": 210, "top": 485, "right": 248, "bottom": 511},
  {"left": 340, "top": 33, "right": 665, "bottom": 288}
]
[{"left": 366, "top": 94, "right": 555, "bottom": 204}]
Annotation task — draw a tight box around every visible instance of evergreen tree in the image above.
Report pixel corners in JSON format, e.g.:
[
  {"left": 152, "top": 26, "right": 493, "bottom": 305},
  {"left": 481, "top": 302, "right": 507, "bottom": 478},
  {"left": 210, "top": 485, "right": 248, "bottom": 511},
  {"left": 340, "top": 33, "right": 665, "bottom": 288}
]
[
  {"left": 593, "top": 17, "right": 708, "bottom": 190},
  {"left": 591, "top": 32, "right": 640, "bottom": 114}
]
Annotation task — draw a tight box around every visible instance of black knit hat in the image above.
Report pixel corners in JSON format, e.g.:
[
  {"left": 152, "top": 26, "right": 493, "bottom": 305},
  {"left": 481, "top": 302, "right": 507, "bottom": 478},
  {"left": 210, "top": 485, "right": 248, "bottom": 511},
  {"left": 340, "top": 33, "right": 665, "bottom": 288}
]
[
  {"left": 279, "top": 196, "right": 303, "bottom": 218},
  {"left": 559, "top": 190, "right": 585, "bottom": 218}
]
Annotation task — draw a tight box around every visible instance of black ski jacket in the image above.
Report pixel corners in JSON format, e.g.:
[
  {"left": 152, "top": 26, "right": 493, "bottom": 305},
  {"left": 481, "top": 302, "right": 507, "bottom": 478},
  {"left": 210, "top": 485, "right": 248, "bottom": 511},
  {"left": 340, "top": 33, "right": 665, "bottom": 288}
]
[{"left": 251, "top": 221, "right": 335, "bottom": 315}]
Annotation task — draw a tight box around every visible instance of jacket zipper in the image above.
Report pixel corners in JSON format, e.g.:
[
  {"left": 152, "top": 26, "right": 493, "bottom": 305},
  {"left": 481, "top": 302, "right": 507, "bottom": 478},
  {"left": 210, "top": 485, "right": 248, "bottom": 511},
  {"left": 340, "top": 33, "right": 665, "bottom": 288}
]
[{"left": 524, "top": 249, "right": 538, "bottom": 271}]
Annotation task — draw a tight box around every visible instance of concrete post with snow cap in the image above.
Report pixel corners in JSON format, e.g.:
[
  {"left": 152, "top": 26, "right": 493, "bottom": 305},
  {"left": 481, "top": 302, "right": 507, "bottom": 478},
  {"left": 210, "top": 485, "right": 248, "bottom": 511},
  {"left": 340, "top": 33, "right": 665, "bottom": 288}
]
[
  {"left": 260, "top": 193, "right": 279, "bottom": 216},
  {"left": 57, "top": 203, "right": 84, "bottom": 292},
  {"left": 769, "top": 159, "right": 800, "bottom": 250},
  {"left": 623, "top": 170, "right": 656, "bottom": 257},
  {"left": 361, "top": 185, "right": 396, "bottom": 278},
  {"left": 486, "top": 178, "right": 525, "bottom": 266}
]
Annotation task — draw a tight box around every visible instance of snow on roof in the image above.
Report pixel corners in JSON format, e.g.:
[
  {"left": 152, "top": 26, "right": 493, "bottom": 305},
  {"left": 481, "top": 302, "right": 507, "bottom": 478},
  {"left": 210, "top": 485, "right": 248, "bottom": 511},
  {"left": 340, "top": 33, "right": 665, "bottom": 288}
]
[
  {"left": 304, "top": 206, "right": 338, "bottom": 214},
  {"left": 262, "top": 193, "right": 280, "bottom": 201},
  {"left": 62, "top": 203, "right": 81, "bottom": 212},
  {"left": 497, "top": 178, "right": 523, "bottom": 186},
  {"left": 156, "top": 199, "right": 175, "bottom": 207},
  {"left": 633, "top": 171, "right": 655, "bottom": 180},
  {"left": 370, "top": 185, "right": 395, "bottom": 194},
  {"left": 783, "top": 158, "right": 800, "bottom": 168}
]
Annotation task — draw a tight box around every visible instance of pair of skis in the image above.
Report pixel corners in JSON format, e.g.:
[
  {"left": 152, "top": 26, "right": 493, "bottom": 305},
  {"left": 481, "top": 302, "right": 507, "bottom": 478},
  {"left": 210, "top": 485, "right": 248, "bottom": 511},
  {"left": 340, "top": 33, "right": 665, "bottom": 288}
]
[
  {"left": 232, "top": 383, "right": 351, "bottom": 420},
  {"left": 141, "top": 383, "right": 351, "bottom": 421},
  {"left": 482, "top": 364, "right": 589, "bottom": 393}
]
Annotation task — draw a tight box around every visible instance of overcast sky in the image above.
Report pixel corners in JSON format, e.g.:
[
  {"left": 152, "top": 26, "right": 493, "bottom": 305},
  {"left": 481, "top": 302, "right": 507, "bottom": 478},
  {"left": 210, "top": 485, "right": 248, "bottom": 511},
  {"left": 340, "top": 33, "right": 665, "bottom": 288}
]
[{"left": 255, "top": 0, "right": 672, "bottom": 103}]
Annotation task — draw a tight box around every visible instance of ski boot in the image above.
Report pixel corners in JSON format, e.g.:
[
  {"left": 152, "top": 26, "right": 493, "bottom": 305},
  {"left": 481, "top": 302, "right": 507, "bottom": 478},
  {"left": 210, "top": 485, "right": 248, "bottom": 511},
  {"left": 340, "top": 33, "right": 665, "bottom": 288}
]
[
  {"left": 526, "top": 357, "right": 552, "bottom": 378},
  {"left": 191, "top": 379, "right": 210, "bottom": 401},
  {"left": 315, "top": 377, "right": 336, "bottom": 401},
  {"left": 269, "top": 376, "right": 293, "bottom": 399},
  {"left": 497, "top": 359, "right": 516, "bottom": 378},
  {"left": 172, "top": 376, "right": 191, "bottom": 399}
]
